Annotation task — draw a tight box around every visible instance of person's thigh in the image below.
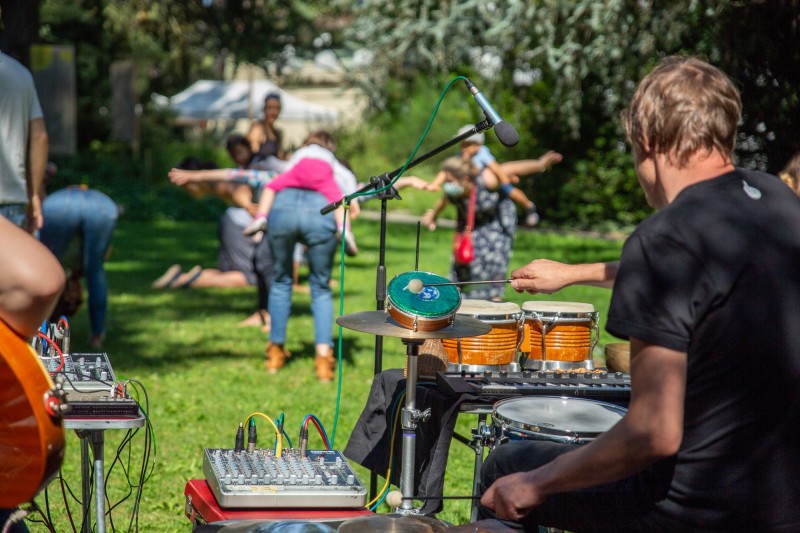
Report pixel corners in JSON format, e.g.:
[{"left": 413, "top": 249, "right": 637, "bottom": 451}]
[
  {"left": 480, "top": 440, "right": 675, "bottom": 533},
  {"left": 39, "top": 191, "right": 82, "bottom": 257},
  {"left": 80, "top": 191, "right": 118, "bottom": 272},
  {"left": 218, "top": 208, "right": 257, "bottom": 284},
  {"left": 268, "top": 191, "right": 305, "bottom": 284}
]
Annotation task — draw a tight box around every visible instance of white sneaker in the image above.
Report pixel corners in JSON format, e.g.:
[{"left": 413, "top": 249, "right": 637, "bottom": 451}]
[
  {"left": 337, "top": 228, "right": 358, "bottom": 257},
  {"left": 243, "top": 216, "right": 267, "bottom": 236}
]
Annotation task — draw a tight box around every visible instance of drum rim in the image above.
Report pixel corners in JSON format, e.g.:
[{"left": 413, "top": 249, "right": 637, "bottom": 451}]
[
  {"left": 455, "top": 312, "right": 521, "bottom": 323},
  {"left": 523, "top": 310, "right": 599, "bottom": 321},
  {"left": 492, "top": 396, "right": 627, "bottom": 438},
  {"left": 521, "top": 301, "right": 596, "bottom": 312}
]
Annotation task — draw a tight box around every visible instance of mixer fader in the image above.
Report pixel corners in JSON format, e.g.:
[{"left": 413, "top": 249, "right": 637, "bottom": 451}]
[{"left": 203, "top": 448, "right": 367, "bottom": 508}]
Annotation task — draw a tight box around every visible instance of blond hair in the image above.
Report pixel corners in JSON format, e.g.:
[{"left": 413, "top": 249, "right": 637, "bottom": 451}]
[
  {"left": 304, "top": 130, "right": 336, "bottom": 152},
  {"left": 779, "top": 151, "right": 800, "bottom": 196},
  {"left": 441, "top": 156, "right": 476, "bottom": 181},
  {"left": 622, "top": 56, "right": 741, "bottom": 168}
]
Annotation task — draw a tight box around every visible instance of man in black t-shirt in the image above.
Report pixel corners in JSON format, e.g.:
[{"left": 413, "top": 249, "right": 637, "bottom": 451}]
[{"left": 477, "top": 57, "right": 800, "bottom": 532}]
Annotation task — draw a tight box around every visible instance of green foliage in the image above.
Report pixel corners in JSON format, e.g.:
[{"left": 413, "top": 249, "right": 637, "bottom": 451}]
[
  {"left": 38, "top": 0, "right": 334, "bottom": 147},
  {"left": 47, "top": 139, "right": 237, "bottom": 222},
  {"left": 335, "top": 74, "right": 477, "bottom": 185}
]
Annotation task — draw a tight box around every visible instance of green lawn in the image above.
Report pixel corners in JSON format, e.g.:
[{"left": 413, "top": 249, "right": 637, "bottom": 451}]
[{"left": 31, "top": 216, "right": 624, "bottom": 532}]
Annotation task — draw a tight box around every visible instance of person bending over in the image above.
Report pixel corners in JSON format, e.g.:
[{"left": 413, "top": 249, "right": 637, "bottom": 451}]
[{"left": 243, "top": 130, "right": 360, "bottom": 257}]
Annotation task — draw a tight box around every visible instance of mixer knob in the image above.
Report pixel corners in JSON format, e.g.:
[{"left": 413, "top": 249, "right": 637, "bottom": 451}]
[
  {"left": 569, "top": 372, "right": 577, "bottom": 379},
  {"left": 346, "top": 475, "right": 355, "bottom": 485},
  {"left": 224, "top": 474, "right": 232, "bottom": 485},
  {"left": 319, "top": 457, "right": 325, "bottom": 465},
  {"left": 483, "top": 370, "right": 493, "bottom": 378},
  {"left": 302, "top": 475, "right": 310, "bottom": 485},
  {"left": 315, "top": 475, "right": 323, "bottom": 485},
  {"left": 237, "top": 474, "right": 244, "bottom": 484},
  {"left": 276, "top": 475, "right": 284, "bottom": 484},
  {"left": 600, "top": 371, "right": 608, "bottom": 379},
  {"left": 331, "top": 475, "right": 338, "bottom": 484},
  {"left": 522, "top": 370, "right": 532, "bottom": 379},
  {"left": 615, "top": 372, "right": 624, "bottom": 379},
  {"left": 499, "top": 371, "right": 508, "bottom": 378},
  {"left": 251, "top": 475, "right": 257, "bottom": 484},
  {"left": 289, "top": 475, "right": 297, "bottom": 485}
]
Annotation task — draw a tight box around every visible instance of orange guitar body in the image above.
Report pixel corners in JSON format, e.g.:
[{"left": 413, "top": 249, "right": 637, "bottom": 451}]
[{"left": 0, "top": 321, "right": 65, "bottom": 507}]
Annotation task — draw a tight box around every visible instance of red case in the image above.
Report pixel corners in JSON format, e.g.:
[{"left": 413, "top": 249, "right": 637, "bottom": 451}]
[{"left": 184, "top": 479, "right": 373, "bottom": 526}]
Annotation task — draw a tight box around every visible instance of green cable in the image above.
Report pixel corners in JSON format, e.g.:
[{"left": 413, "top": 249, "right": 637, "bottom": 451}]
[{"left": 330, "top": 75, "right": 467, "bottom": 449}]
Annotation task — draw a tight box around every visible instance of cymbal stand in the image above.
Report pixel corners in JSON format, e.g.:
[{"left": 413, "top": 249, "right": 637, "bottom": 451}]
[
  {"left": 398, "top": 338, "right": 431, "bottom": 514},
  {"left": 320, "top": 120, "right": 492, "bottom": 500}
]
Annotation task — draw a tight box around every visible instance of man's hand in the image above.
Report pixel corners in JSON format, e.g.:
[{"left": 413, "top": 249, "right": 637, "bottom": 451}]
[
  {"left": 510, "top": 259, "right": 574, "bottom": 294},
  {"left": 26, "top": 194, "right": 43, "bottom": 233},
  {"left": 480, "top": 471, "right": 544, "bottom": 522}
]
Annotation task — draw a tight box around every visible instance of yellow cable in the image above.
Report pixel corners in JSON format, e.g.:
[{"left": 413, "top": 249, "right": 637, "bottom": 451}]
[
  {"left": 366, "top": 392, "right": 405, "bottom": 508},
  {"left": 244, "top": 412, "right": 283, "bottom": 458}
]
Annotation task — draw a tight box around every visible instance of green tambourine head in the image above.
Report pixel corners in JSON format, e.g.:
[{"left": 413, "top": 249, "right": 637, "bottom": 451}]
[{"left": 387, "top": 271, "right": 461, "bottom": 318}]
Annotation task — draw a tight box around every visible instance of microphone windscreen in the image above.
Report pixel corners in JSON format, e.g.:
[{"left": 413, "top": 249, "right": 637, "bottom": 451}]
[{"left": 494, "top": 121, "right": 520, "bottom": 147}]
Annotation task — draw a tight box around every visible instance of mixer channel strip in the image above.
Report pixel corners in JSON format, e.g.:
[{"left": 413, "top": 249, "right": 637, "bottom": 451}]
[
  {"left": 203, "top": 448, "right": 367, "bottom": 509},
  {"left": 436, "top": 370, "right": 631, "bottom": 404}
]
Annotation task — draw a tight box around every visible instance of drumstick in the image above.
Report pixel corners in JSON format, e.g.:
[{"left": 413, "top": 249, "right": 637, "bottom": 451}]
[
  {"left": 424, "top": 279, "right": 513, "bottom": 288},
  {"left": 385, "top": 490, "right": 480, "bottom": 507}
]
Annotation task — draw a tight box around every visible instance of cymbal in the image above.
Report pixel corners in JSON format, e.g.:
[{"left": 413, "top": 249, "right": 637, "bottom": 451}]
[
  {"left": 338, "top": 513, "right": 449, "bottom": 533},
  {"left": 337, "top": 311, "right": 491, "bottom": 340}
]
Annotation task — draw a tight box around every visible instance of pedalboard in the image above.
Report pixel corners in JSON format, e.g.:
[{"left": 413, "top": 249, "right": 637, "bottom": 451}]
[{"left": 203, "top": 448, "right": 367, "bottom": 509}]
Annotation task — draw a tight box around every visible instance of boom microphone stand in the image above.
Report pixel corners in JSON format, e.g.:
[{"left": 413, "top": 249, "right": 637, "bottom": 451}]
[{"left": 320, "top": 119, "right": 493, "bottom": 500}]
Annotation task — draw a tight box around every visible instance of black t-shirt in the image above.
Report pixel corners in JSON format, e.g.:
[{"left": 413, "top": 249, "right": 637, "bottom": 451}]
[{"left": 607, "top": 169, "right": 800, "bottom": 530}]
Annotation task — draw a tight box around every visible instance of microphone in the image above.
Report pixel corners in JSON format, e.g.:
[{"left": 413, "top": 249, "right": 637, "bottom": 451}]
[{"left": 464, "top": 78, "right": 519, "bottom": 147}]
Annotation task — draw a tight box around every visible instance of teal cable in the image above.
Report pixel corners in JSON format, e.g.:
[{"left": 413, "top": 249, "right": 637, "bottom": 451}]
[{"left": 331, "top": 75, "right": 467, "bottom": 448}]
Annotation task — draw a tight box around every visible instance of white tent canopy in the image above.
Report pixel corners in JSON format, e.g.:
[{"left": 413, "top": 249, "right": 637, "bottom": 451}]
[{"left": 164, "top": 79, "right": 338, "bottom": 122}]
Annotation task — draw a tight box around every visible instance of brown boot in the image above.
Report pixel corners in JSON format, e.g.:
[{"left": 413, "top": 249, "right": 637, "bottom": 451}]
[
  {"left": 314, "top": 347, "right": 335, "bottom": 382},
  {"left": 265, "top": 343, "right": 290, "bottom": 374}
]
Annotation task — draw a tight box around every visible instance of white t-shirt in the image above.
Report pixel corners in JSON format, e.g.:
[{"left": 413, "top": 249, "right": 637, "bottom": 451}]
[{"left": 0, "top": 52, "right": 44, "bottom": 205}]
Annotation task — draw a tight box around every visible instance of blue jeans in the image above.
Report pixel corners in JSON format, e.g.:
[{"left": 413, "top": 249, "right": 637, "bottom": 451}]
[
  {"left": 0, "top": 203, "right": 27, "bottom": 228},
  {"left": 39, "top": 188, "right": 118, "bottom": 337},
  {"left": 267, "top": 188, "right": 337, "bottom": 347}
]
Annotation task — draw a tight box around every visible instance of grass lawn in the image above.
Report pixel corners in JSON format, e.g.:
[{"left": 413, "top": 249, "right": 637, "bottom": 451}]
[{"left": 30, "top": 215, "right": 624, "bottom": 532}]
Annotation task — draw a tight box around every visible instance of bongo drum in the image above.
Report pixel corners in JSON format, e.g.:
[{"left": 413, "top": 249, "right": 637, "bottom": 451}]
[
  {"left": 442, "top": 299, "right": 523, "bottom": 372},
  {"left": 386, "top": 271, "right": 461, "bottom": 332},
  {"left": 520, "top": 301, "right": 599, "bottom": 370},
  {"left": 492, "top": 396, "right": 626, "bottom": 445}
]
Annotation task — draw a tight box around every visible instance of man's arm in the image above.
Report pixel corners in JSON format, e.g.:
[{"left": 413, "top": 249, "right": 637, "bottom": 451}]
[
  {"left": 26, "top": 117, "right": 48, "bottom": 232},
  {"left": 0, "top": 217, "right": 64, "bottom": 339},
  {"left": 510, "top": 259, "right": 619, "bottom": 294},
  {"left": 481, "top": 338, "right": 686, "bottom": 521}
]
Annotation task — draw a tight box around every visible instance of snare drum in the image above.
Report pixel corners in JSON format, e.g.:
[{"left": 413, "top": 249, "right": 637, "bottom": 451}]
[
  {"left": 386, "top": 271, "right": 461, "bottom": 332},
  {"left": 492, "top": 396, "right": 626, "bottom": 445},
  {"left": 442, "top": 299, "right": 522, "bottom": 371},
  {"left": 521, "top": 301, "right": 599, "bottom": 370}
]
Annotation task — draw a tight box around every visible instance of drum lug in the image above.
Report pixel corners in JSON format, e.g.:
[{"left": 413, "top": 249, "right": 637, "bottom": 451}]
[{"left": 471, "top": 420, "right": 496, "bottom": 449}]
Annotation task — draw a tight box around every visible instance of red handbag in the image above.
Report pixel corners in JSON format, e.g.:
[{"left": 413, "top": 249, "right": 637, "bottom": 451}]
[{"left": 453, "top": 186, "right": 476, "bottom": 266}]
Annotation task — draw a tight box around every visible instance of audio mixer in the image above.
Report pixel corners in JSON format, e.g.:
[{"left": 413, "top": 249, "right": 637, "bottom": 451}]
[
  {"left": 41, "top": 351, "right": 117, "bottom": 390},
  {"left": 203, "top": 448, "right": 367, "bottom": 509}
]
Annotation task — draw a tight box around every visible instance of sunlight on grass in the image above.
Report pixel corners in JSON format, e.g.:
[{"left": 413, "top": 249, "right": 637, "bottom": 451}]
[{"left": 33, "top": 218, "right": 624, "bottom": 531}]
